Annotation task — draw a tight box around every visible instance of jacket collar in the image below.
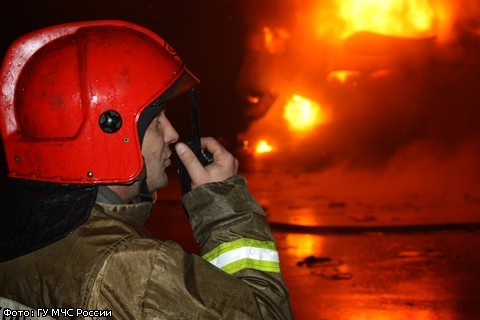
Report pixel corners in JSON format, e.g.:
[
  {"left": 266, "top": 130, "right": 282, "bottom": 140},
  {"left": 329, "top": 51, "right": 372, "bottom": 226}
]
[
  {"left": 95, "top": 186, "right": 153, "bottom": 224},
  {"left": 94, "top": 201, "right": 153, "bottom": 224}
]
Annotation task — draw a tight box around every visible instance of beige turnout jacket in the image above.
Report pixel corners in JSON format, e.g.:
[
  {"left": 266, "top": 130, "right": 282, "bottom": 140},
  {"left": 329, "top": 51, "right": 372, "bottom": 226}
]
[{"left": 0, "top": 176, "right": 293, "bottom": 319}]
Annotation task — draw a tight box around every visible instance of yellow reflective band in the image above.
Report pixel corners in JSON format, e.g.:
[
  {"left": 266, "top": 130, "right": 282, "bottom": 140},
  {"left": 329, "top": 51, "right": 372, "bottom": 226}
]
[{"left": 203, "top": 238, "right": 280, "bottom": 274}]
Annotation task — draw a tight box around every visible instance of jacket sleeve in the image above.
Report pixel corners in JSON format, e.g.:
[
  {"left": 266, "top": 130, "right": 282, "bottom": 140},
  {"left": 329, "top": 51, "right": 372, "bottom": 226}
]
[
  {"left": 89, "top": 176, "right": 293, "bottom": 319},
  {"left": 182, "top": 175, "right": 293, "bottom": 319}
]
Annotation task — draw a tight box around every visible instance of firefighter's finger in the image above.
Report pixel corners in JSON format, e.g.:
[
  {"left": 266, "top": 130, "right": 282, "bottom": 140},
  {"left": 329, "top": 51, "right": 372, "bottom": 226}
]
[{"left": 175, "top": 142, "right": 206, "bottom": 182}]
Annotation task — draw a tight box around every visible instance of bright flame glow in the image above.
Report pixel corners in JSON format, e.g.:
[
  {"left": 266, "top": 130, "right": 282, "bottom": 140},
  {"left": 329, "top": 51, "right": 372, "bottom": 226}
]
[
  {"left": 337, "top": 0, "right": 436, "bottom": 39},
  {"left": 256, "top": 140, "right": 273, "bottom": 154},
  {"left": 263, "top": 27, "right": 290, "bottom": 54},
  {"left": 247, "top": 96, "right": 260, "bottom": 104},
  {"left": 327, "top": 70, "right": 360, "bottom": 83},
  {"left": 283, "top": 94, "right": 329, "bottom": 132},
  {"left": 285, "top": 234, "right": 324, "bottom": 258},
  {"left": 370, "top": 68, "right": 397, "bottom": 78}
]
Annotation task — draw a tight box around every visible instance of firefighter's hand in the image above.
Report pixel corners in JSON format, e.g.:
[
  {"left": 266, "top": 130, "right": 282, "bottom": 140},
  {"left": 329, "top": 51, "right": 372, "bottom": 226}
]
[{"left": 175, "top": 137, "right": 239, "bottom": 189}]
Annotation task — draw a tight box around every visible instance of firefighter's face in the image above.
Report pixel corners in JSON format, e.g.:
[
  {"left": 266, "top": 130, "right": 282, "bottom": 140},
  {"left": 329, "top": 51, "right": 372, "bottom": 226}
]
[{"left": 141, "top": 110, "right": 179, "bottom": 191}]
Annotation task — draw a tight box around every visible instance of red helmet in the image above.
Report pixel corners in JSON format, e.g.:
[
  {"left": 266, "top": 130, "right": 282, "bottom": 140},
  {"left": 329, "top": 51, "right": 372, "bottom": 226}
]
[{"left": 0, "top": 20, "right": 198, "bottom": 184}]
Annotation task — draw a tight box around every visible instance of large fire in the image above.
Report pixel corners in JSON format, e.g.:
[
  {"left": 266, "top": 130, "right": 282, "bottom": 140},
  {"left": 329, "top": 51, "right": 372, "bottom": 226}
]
[
  {"left": 337, "top": 0, "right": 436, "bottom": 39},
  {"left": 305, "top": 0, "right": 451, "bottom": 42},
  {"left": 240, "top": 0, "right": 462, "bottom": 162}
]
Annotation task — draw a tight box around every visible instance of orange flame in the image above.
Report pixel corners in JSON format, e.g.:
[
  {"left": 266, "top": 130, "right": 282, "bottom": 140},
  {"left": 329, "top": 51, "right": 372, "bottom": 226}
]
[
  {"left": 283, "top": 94, "right": 330, "bottom": 132},
  {"left": 263, "top": 27, "right": 290, "bottom": 54},
  {"left": 327, "top": 70, "right": 360, "bottom": 83},
  {"left": 255, "top": 140, "right": 274, "bottom": 154},
  {"left": 337, "top": 0, "right": 436, "bottom": 39},
  {"left": 247, "top": 95, "right": 260, "bottom": 104}
]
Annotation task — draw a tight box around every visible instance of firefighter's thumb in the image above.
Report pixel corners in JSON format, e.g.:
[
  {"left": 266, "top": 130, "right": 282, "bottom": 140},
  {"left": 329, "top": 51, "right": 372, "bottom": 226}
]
[{"left": 175, "top": 143, "right": 204, "bottom": 181}]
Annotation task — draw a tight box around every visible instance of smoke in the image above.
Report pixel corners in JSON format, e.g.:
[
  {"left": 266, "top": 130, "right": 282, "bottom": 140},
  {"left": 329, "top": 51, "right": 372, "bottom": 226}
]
[{"left": 236, "top": 0, "right": 480, "bottom": 195}]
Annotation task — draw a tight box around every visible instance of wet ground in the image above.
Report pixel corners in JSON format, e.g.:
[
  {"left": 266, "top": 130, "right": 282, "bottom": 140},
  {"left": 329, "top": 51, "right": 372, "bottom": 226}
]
[{"left": 145, "top": 166, "right": 480, "bottom": 320}]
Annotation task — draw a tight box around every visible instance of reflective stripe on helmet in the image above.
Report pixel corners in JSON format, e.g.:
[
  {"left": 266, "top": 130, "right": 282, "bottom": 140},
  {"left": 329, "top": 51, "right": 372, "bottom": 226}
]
[{"left": 202, "top": 238, "right": 280, "bottom": 274}]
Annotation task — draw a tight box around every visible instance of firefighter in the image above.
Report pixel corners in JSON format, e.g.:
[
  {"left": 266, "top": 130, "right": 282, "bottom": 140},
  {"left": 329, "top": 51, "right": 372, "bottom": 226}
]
[{"left": 0, "top": 20, "right": 292, "bottom": 319}]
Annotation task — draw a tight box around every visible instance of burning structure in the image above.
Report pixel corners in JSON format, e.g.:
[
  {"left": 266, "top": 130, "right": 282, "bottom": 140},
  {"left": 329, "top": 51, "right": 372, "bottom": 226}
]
[
  {"left": 239, "top": 0, "right": 480, "bottom": 161},
  {"left": 236, "top": 0, "right": 480, "bottom": 202}
]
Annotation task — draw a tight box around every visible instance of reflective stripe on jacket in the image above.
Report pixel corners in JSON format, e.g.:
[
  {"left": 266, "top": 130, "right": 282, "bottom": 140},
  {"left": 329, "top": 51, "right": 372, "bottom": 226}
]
[{"left": 0, "top": 176, "right": 293, "bottom": 319}]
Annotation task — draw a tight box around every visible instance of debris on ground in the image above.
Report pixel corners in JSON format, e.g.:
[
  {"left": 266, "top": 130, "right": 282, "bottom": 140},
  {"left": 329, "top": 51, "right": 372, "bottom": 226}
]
[
  {"left": 312, "top": 267, "right": 354, "bottom": 281},
  {"left": 297, "top": 255, "right": 353, "bottom": 280},
  {"left": 297, "top": 256, "right": 333, "bottom": 267}
]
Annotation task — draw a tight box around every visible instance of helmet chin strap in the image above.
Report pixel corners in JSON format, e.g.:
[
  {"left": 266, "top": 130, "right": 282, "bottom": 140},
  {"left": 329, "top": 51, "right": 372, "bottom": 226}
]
[
  {"left": 136, "top": 158, "right": 153, "bottom": 203},
  {"left": 136, "top": 99, "right": 164, "bottom": 204}
]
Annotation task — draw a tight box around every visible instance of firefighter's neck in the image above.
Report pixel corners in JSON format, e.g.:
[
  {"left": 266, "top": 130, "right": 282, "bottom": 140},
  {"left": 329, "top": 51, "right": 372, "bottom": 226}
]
[{"left": 106, "top": 181, "right": 140, "bottom": 204}]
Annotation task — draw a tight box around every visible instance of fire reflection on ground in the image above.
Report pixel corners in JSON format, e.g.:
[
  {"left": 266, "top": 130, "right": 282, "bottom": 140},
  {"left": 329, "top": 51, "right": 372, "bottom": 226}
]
[
  {"left": 273, "top": 228, "right": 480, "bottom": 320},
  {"left": 284, "top": 233, "right": 322, "bottom": 258},
  {"left": 345, "top": 309, "right": 438, "bottom": 320},
  {"left": 148, "top": 169, "right": 480, "bottom": 319}
]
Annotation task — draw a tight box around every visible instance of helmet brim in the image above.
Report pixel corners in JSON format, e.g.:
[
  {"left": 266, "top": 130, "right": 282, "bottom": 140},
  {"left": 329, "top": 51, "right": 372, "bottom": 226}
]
[
  {"left": 157, "top": 68, "right": 200, "bottom": 105},
  {"left": 137, "top": 69, "right": 200, "bottom": 146}
]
